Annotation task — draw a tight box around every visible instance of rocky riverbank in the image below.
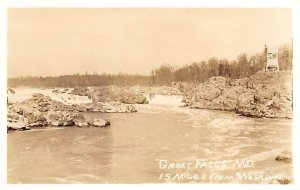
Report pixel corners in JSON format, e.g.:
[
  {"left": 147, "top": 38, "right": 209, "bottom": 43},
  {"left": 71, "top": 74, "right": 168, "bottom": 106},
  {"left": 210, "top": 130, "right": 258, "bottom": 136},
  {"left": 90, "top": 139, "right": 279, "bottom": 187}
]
[
  {"left": 7, "top": 93, "right": 128, "bottom": 131},
  {"left": 7, "top": 85, "right": 183, "bottom": 131},
  {"left": 184, "top": 71, "right": 292, "bottom": 119}
]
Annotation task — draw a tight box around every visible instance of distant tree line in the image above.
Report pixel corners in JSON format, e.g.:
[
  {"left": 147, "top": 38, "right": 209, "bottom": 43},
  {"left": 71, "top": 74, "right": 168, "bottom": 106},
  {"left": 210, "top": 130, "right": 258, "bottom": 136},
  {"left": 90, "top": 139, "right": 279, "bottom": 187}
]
[
  {"left": 8, "top": 74, "right": 152, "bottom": 88},
  {"left": 8, "top": 44, "right": 292, "bottom": 87},
  {"left": 151, "top": 44, "right": 292, "bottom": 85}
]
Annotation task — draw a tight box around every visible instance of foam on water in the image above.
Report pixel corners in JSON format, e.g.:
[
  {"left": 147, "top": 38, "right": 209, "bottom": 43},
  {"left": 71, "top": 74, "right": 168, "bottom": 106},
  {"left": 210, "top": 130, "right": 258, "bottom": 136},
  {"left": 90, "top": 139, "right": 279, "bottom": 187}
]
[
  {"left": 8, "top": 87, "right": 92, "bottom": 105},
  {"left": 245, "top": 149, "right": 283, "bottom": 162},
  {"left": 148, "top": 94, "right": 183, "bottom": 107}
]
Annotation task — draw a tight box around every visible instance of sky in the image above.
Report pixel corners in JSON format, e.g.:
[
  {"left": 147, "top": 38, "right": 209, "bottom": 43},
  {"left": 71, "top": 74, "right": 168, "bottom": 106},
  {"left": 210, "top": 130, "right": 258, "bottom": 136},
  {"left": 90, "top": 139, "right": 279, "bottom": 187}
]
[{"left": 8, "top": 8, "right": 291, "bottom": 78}]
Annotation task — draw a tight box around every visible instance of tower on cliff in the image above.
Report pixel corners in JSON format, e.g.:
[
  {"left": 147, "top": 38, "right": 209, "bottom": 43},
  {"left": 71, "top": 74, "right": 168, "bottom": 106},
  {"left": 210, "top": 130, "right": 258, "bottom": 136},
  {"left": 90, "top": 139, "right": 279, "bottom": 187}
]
[{"left": 265, "top": 45, "right": 279, "bottom": 72}]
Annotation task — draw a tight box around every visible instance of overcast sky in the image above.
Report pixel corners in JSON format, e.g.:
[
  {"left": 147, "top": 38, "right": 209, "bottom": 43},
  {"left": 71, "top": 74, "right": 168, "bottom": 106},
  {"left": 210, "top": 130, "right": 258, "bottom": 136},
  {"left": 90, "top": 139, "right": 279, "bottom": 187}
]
[{"left": 8, "top": 8, "right": 291, "bottom": 77}]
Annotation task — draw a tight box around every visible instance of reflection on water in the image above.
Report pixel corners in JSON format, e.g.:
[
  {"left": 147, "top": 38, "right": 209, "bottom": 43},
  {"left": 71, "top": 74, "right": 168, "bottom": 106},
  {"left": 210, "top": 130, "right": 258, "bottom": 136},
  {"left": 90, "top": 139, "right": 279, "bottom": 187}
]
[{"left": 8, "top": 105, "right": 292, "bottom": 184}]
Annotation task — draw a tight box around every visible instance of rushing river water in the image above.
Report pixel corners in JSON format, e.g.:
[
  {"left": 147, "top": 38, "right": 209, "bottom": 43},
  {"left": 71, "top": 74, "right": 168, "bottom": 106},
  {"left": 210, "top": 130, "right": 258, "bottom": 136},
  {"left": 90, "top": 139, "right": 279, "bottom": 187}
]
[{"left": 8, "top": 96, "right": 293, "bottom": 184}]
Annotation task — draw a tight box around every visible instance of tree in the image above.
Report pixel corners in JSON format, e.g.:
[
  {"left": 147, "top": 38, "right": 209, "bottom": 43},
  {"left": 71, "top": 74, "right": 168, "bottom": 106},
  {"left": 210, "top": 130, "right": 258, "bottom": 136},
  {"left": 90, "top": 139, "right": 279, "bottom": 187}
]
[
  {"left": 278, "top": 44, "right": 292, "bottom": 71},
  {"left": 151, "top": 63, "right": 174, "bottom": 85}
]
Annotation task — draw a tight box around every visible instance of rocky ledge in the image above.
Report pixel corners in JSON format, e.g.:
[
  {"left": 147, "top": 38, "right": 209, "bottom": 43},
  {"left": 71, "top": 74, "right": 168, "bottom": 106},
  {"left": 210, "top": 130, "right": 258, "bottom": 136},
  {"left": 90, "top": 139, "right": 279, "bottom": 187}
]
[
  {"left": 275, "top": 151, "right": 292, "bottom": 163},
  {"left": 71, "top": 86, "right": 148, "bottom": 104},
  {"left": 7, "top": 93, "right": 133, "bottom": 131},
  {"left": 73, "top": 102, "right": 137, "bottom": 113},
  {"left": 70, "top": 85, "right": 184, "bottom": 104},
  {"left": 185, "top": 71, "right": 292, "bottom": 119}
]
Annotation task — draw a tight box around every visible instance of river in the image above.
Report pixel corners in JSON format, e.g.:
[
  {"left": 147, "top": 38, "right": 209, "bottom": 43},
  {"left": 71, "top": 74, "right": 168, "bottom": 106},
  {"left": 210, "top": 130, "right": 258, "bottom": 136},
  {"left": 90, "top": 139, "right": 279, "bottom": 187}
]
[{"left": 7, "top": 95, "right": 293, "bottom": 184}]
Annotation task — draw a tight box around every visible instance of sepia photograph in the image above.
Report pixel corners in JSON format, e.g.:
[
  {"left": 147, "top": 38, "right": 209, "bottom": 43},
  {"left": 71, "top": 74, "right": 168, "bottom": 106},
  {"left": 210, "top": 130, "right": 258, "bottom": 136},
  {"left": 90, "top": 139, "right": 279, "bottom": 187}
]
[{"left": 5, "top": 7, "right": 294, "bottom": 185}]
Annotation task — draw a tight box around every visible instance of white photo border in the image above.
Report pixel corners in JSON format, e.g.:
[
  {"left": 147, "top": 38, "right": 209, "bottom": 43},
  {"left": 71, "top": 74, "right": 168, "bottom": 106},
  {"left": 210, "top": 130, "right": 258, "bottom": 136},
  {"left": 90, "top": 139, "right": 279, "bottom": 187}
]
[{"left": 0, "top": 0, "right": 299, "bottom": 190}]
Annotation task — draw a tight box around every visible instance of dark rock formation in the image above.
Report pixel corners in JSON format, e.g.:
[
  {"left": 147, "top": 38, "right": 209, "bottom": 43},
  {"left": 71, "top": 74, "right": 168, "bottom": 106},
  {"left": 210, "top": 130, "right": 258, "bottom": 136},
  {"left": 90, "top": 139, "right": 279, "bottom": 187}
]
[
  {"left": 71, "top": 86, "right": 148, "bottom": 104},
  {"left": 275, "top": 151, "right": 292, "bottom": 163},
  {"left": 92, "top": 118, "right": 110, "bottom": 127},
  {"left": 7, "top": 94, "right": 109, "bottom": 131},
  {"left": 186, "top": 71, "right": 292, "bottom": 118},
  {"left": 80, "top": 102, "right": 137, "bottom": 113},
  {"left": 7, "top": 88, "right": 15, "bottom": 94}
]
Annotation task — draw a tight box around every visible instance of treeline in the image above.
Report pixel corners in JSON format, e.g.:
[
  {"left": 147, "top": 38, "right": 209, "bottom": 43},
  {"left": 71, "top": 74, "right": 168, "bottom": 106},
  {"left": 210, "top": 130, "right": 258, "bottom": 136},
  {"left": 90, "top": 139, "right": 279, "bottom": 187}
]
[
  {"left": 151, "top": 44, "right": 292, "bottom": 85},
  {"left": 8, "top": 44, "right": 292, "bottom": 87},
  {"left": 8, "top": 74, "right": 152, "bottom": 88}
]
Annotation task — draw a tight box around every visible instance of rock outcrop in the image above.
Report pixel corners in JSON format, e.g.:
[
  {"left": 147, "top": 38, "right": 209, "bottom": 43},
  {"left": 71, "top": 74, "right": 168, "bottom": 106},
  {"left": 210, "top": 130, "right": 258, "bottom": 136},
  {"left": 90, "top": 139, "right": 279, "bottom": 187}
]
[
  {"left": 120, "top": 92, "right": 147, "bottom": 104},
  {"left": 7, "top": 88, "right": 15, "bottom": 94},
  {"left": 44, "top": 111, "right": 76, "bottom": 126},
  {"left": 129, "top": 85, "right": 183, "bottom": 96},
  {"left": 92, "top": 118, "right": 110, "bottom": 127},
  {"left": 7, "top": 113, "right": 30, "bottom": 131},
  {"left": 275, "top": 151, "right": 292, "bottom": 163},
  {"left": 79, "top": 102, "right": 137, "bottom": 113},
  {"left": 70, "top": 85, "right": 185, "bottom": 104},
  {"left": 71, "top": 86, "right": 148, "bottom": 104},
  {"left": 7, "top": 94, "right": 109, "bottom": 131},
  {"left": 269, "top": 176, "right": 293, "bottom": 184},
  {"left": 186, "top": 71, "right": 292, "bottom": 118}
]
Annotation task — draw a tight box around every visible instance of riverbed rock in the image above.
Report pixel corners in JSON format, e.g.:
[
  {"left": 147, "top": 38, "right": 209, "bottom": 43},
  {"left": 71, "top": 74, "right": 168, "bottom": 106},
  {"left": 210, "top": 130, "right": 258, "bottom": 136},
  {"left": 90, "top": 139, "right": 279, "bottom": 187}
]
[
  {"left": 25, "top": 110, "right": 48, "bottom": 127},
  {"left": 92, "top": 118, "right": 110, "bottom": 127},
  {"left": 130, "top": 85, "right": 182, "bottom": 96},
  {"left": 71, "top": 87, "right": 91, "bottom": 97},
  {"left": 120, "top": 92, "right": 147, "bottom": 104},
  {"left": 268, "top": 176, "right": 293, "bottom": 184},
  {"left": 71, "top": 86, "right": 148, "bottom": 104},
  {"left": 73, "top": 113, "right": 90, "bottom": 127},
  {"left": 45, "top": 111, "right": 75, "bottom": 127},
  {"left": 7, "top": 88, "right": 15, "bottom": 94},
  {"left": 52, "top": 88, "right": 70, "bottom": 94},
  {"left": 81, "top": 102, "right": 137, "bottom": 113},
  {"left": 277, "top": 177, "right": 293, "bottom": 184},
  {"left": 186, "top": 71, "right": 292, "bottom": 119},
  {"left": 9, "top": 101, "right": 49, "bottom": 127},
  {"left": 7, "top": 114, "right": 30, "bottom": 131},
  {"left": 7, "top": 94, "right": 93, "bottom": 130},
  {"left": 52, "top": 89, "right": 59, "bottom": 93},
  {"left": 275, "top": 151, "right": 292, "bottom": 163}
]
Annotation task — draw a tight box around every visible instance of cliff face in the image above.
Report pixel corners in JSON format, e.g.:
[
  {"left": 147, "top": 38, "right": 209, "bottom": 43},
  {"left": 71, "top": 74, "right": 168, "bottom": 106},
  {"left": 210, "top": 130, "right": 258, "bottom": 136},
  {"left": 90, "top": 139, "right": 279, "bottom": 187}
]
[{"left": 186, "top": 71, "right": 292, "bottom": 119}]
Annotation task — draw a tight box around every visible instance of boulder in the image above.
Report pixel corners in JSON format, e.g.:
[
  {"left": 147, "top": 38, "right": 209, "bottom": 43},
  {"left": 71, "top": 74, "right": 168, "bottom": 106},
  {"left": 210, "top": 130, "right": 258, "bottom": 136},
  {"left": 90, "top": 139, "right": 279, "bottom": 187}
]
[
  {"left": 269, "top": 176, "right": 293, "bottom": 184},
  {"left": 120, "top": 93, "right": 147, "bottom": 104},
  {"left": 70, "top": 104, "right": 88, "bottom": 112},
  {"left": 7, "top": 114, "right": 30, "bottom": 131},
  {"left": 7, "top": 88, "right": 15, "bottom": 94},
  {"left": 52, "top": 88, "right": 69, "bottom": 94},
  {"left": 277, "top": 177, "right": 293, "bottom": 184},
  {"left": 73, "top": 113, "right": 89, "bottom": 127},
  {"left": 190, "top": 99, "right": 211, "bottom": 109},
  {"left": 45, "top": 111, "right": 75, "bottom": 127},
  {"left": 275, "top": 151, "right": 292, "bottom": 163},
  {"left": 24, "top": 109, "right": 48, "bottom": 127},
  {"left": 92, "top": 118, "right": 110, "bottom": 127},
  {"left": 52, "top": 89, "right": 59, "bottom": 93},
  {"left": 71, "top": 87, "right": 91, "bottom": 97}
]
